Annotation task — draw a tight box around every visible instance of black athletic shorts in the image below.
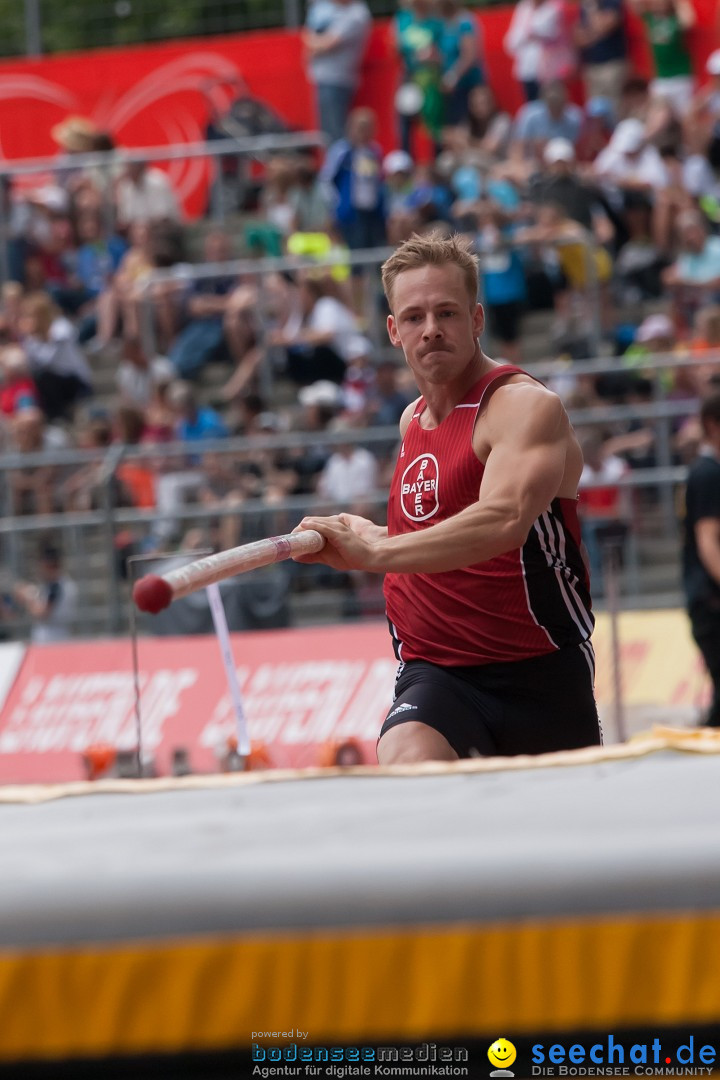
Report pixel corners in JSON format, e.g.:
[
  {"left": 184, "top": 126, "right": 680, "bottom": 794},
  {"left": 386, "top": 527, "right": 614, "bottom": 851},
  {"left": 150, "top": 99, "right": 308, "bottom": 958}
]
[{"left": 379, "top": 644, "right": 601, "bottom": 758}]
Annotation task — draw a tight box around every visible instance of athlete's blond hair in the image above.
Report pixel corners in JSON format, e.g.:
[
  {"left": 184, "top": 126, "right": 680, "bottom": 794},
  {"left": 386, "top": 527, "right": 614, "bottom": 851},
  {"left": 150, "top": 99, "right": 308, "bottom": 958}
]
[{"left": 381, "top": 231, "right": 479, "bottom": 311}]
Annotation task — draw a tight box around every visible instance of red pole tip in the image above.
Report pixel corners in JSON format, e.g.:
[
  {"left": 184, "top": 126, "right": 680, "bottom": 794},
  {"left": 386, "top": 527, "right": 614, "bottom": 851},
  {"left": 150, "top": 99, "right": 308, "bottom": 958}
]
[{"left": 133, "top": 574, "right": 173, "bottom": 614}]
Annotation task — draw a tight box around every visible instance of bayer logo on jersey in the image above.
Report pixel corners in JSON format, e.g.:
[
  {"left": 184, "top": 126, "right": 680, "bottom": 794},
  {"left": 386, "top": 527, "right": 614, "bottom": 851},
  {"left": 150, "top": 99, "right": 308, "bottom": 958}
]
[{"left": 400, "top": 453, "right": 440, "bottom": 522}]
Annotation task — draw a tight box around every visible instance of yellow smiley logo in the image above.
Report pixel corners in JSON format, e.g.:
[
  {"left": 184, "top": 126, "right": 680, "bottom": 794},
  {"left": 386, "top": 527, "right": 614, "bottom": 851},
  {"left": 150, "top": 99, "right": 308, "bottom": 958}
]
[{"left": 488, "top": 1038, "right": 517, "bottom": 1069}]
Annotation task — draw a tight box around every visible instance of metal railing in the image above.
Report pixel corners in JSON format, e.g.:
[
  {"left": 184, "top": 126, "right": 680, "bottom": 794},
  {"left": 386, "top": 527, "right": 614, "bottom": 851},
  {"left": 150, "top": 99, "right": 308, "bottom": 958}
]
[
  {"left": 137, "top": 245, "right": 396, "bottom": 381},
  {"left": 0, "top": 132, "right": 328, "bottom": 283},
  {"left": 137, "top": 231, "right": 607, "bottom": 380},
  {"left": 1, "top": 333, "right": 716, "bottom": 639}
]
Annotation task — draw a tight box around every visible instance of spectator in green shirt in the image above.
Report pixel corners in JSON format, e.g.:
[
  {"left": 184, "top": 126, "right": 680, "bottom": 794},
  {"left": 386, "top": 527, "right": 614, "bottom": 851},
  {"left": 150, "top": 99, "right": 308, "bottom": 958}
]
[
  {"left": 629, "top": 0, "right": 696, "bottom": 115},
  {"left": 393, "top": 0, "right": 445, "bottom": 153}
]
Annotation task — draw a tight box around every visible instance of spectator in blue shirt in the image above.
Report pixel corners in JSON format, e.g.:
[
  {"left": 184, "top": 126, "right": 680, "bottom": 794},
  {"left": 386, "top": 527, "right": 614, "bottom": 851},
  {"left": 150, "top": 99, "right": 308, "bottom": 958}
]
[
  {"left": 71, "top": 206, "right": 128, "bottom": 345},
  {"left": 437, "top": 0, "right": 484, "bottom": 126},
  {"left": 168, "top": 380, "right": 229, "bottom": 442},
  {"left": 321, "top": 108, "right": 386, "bottom": 251},
  {"left": 74, "top": 208, "right": 127, "bottom": 299},
  {"left": 663, "top": 211, "right": 720, "bottom": 326},
  {"left": 514, "top": 80, "right": 584, "bottom": 159},
  {"left": 169, "top": 231, "right": 242, "bottom": 380},
  {"left": 475, "top": 206, "right": 527, "bottom": 365}
]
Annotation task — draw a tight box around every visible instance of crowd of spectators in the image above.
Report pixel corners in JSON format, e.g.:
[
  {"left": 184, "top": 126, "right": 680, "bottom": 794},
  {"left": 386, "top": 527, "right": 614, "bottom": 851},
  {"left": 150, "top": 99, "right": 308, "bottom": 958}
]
[{"left": 1, "top": 0, "right": 719, "bottom": 636}]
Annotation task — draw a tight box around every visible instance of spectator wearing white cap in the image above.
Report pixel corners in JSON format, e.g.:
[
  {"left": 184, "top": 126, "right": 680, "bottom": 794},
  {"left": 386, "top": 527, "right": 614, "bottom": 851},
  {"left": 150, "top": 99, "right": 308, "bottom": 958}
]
[
  {"left": 633, "top": 312, "right": 676, "bottom": 350},
  {"left": 703, "top": 49, "right": 720, "bottom": 119},
  {"left": 593, "top": 117, "right": 669, "bottom": 191},
  {"left": 619, "top": 315, "right": 679, "bottom": 423},
  {"left": 688, "top": 50, "right": 720, "bottom": 140},
  {"left": 574, "top": 0, "right": 628, "bottom": 108},
  {"left": 383, "top": 150, "right": 422, "bottom": 245},
  {"left": 383, "top": 150, "right": 415, "bottom": 214},
  {"left": 531, "top": 138, "right": 616, "bottom": 240}
]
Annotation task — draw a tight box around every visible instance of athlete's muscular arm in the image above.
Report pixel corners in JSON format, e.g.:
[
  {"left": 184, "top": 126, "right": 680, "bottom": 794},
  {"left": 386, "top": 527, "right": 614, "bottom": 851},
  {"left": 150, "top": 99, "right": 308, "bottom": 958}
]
[{"left": 298, "top": 386, "right": 571, "bottom": 574}]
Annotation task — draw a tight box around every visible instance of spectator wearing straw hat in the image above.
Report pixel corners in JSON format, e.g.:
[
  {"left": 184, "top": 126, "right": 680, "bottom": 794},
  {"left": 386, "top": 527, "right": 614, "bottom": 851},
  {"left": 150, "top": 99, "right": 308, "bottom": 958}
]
[
  {"left": 51, "top": 116, "right": 101, "bottom": 156},
  {"left": 50, "top": 116, "right": 108, "bottom": 205}
]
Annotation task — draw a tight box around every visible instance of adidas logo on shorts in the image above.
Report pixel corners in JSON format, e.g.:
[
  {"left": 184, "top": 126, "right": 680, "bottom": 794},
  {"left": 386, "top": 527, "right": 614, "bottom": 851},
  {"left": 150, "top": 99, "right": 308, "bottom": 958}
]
[{"left": 386, "top": 702, "right": 418, "bottom": 721}]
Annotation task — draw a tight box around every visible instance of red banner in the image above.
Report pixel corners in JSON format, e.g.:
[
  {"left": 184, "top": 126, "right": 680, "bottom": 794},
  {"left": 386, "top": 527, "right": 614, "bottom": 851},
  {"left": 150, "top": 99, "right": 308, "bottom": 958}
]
[
  {"left": 0, "top": 623, "right": 397, "bottom": 783},
  {"left": 0, "top": 611, "right": 711, "bottom": 784}
]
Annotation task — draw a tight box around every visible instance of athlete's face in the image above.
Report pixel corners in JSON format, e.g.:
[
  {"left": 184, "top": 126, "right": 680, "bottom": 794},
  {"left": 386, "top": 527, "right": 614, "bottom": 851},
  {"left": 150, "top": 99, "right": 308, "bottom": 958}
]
[{"left": 387, "top": 263, "right": 484, "bottom": 387}]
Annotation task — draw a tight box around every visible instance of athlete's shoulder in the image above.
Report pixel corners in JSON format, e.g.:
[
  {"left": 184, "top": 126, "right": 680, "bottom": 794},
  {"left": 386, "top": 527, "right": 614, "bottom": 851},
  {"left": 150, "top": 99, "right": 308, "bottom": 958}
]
[
  {"left": 482, "top": 378, "right": 569, "bottom": 446},
  {"left": 488, "top": 376, "right": 566, "bottom": 416}
]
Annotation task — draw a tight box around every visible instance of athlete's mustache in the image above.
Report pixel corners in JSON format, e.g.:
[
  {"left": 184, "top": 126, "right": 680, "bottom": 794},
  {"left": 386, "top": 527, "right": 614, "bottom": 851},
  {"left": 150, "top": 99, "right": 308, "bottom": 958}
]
[{"left": 418, "top": 344, "right": 454, "bottom": 357}]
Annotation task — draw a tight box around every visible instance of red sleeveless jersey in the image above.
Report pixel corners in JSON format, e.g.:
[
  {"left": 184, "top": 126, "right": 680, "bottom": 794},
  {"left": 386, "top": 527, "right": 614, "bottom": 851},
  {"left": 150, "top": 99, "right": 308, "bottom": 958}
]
[{"left": 383, "top": 365, "right": 593, "bottom": 666}]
